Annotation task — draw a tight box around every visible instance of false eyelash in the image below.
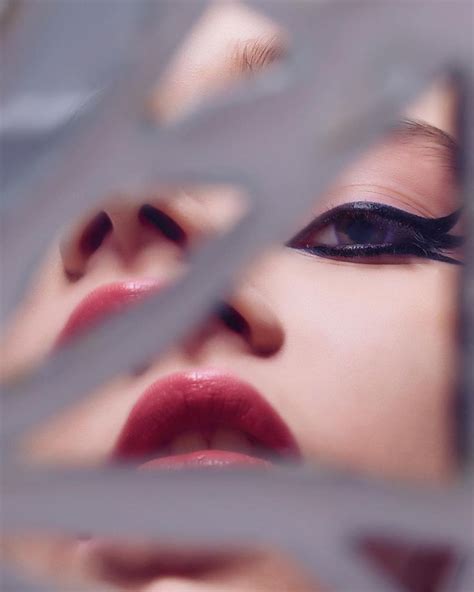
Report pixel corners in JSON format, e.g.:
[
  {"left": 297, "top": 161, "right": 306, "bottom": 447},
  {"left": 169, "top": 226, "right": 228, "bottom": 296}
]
[
  {"left": 288, "top": 201, "right": 464, "bottom": 264},
  {"left": 312, "top": 243, "right": 462, "bottom": 264}
]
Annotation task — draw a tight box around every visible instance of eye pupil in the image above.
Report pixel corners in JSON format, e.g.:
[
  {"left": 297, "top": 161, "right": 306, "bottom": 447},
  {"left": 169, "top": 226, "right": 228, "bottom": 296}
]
[{"left": 338, "top": 218, "right": 380, "bottom": 244}]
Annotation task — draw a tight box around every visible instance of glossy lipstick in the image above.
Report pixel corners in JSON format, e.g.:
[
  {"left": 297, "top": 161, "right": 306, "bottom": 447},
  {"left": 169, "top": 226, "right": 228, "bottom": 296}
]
[
  {"left": 57, "top": 280, "right": 163, "bottom": 345},
  {"left": 112, "top": 370, "right": 300, "bottom": 468}
]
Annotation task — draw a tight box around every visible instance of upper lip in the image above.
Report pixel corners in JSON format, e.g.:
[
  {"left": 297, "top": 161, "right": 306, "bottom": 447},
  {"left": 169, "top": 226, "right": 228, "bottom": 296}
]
[
  {"left": 56, "top": 280, "right": 163, "bottom": 345},
  {"left": 112, "top": 370, "right": 300, "bottom": 462}
]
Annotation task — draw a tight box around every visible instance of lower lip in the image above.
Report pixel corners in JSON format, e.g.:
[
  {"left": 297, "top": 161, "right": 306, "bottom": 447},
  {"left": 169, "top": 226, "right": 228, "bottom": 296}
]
[{"left": 138, "top": 450, "right": 270, "bottom": 470}]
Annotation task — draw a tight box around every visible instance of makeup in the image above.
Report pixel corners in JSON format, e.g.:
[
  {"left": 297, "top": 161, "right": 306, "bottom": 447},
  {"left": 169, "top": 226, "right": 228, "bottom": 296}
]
[
  {"left": 112, "top": 369, "right": 300, "bottom": 468},
  {"left": 288, "top": 201, "right": 463, "bottom": 264},
  {"left": 56, "top": 280, "right": 164, "bottom": 345}
]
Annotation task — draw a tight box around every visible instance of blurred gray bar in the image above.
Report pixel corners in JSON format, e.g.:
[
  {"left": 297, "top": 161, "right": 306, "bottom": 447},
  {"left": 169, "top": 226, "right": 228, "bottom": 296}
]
[{"left": 1, "top": 2, "right": 473, "bottom": 591}]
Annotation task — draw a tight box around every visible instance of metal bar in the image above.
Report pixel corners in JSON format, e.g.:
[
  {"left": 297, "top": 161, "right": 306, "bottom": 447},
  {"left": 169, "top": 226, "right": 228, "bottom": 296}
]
[
  {"left": 0, "top": 0, "right": 208, "bottom": 322},
  {"left": 1, "top": 2, "right": 473, "bottom": 591},
  {"left": 1, "top": 72, "right": 442, "bottom": 445},
  {"left": 3, "top": 466, "right": 473, "bottom": 590},
  {"left": 3, "top": 2, "right": 470, "bottom": 445}
]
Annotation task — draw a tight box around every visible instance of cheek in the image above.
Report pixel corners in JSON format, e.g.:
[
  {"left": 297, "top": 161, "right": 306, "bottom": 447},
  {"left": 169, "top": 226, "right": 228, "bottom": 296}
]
[
  {"left": 259, "top": 252, "right": 459, "bottom": 480},
  {"left": 1, "top": 244, "right": 69, "bottom": 378}
]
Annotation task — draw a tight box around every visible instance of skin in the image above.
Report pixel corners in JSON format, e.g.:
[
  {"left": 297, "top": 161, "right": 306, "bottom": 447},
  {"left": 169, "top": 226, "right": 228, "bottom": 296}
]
[{"left": 1, "top": 2, "right": 463, "bottom": 591}]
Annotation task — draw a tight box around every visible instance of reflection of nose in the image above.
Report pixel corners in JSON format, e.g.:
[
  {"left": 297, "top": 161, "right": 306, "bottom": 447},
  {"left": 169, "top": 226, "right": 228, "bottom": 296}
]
[
  {"left": 60, "top": 195, "right": 209, "bottom": 278},
  {"left": 218, "top": 285, "right": 284, "bottom": 356},
  {"left": 61, "top": 195, "right": 284, "bottom": 358}
]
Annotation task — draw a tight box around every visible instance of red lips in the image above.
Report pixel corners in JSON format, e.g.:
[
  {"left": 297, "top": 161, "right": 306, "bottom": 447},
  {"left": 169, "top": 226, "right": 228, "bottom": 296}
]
[
  {"left": 57, "top": 282, "right": 299, "bottom": 469},
  {"left": 57, "top": 280, "right": 163, "bottom": 345},
  {"left": 112, "top": 370, "right": 300, "bottom": 468}
]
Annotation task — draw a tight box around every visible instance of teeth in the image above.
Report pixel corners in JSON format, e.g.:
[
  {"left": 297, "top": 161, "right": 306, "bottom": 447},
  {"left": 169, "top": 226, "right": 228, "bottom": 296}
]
[
  {"left": 169, "top": 431, "right": 207, "bottom": 454},
  {"left": 211, "top": 429, "right": 252, "bottom": 454},
  {"left": 167, "top": 429, "right": 253, "bottom": 455}
]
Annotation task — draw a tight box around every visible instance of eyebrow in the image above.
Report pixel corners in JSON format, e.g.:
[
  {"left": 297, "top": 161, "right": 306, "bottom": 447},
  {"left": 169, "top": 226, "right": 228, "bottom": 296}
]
[
  {"left": 392, "top": 118, "right": 459, "bottom": 177},
  {"left": 230, "top": 36, "right": 286, "bottom": 74}
]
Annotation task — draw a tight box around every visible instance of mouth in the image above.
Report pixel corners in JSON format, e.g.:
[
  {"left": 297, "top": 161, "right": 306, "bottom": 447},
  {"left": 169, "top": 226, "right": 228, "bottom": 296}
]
[
  {"left": 79, "top": 374, "right": 298, "bottom": 583},
  {"left": 58, "top": 283, "right": 298, "bottom": 468},
  {"left": 112, "top": 369, "right": 300, "bottom": 469},
  {"left": 60, "top": 290, "right": 299, "bottom": 582},
  {"left": 56, "top": 279, "right": 164, "bottom": 345}
]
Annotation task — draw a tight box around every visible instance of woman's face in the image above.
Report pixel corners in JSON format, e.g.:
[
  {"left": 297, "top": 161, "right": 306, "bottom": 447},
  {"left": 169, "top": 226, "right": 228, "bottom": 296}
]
[{"left": 1, "top": 3, "right": 463, "bottom": 591}]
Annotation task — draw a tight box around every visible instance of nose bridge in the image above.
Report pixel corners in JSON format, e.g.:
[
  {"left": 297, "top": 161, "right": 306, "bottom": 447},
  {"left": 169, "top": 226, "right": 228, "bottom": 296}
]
[{"left": 103, "top": 196, "right": 141, "bottom": 261}]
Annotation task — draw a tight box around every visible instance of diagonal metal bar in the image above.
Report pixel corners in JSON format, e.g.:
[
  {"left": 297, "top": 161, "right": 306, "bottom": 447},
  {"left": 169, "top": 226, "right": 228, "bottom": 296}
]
[
  {"left": 1, "top": 71, "right": 442, "bottom": 446},
  {"left": 3, "top": 466, "right": 473, "bottom": 590},
  {"left": 1, "top": 0, "right": 139, "bottom": 100},
  {"left": 4, "top": 466, "right": 472, "bottom": 548},
  {"left": 4, "top": 2, "right": 471, "bottom": 445},
  {"left": 284, "top": 540, "right": 404, "bottom": 592},
  {"left": 1, "top": 3, "right": 473, "bottom": 591},
  {"left": 0, "top": 0, "right": 208, "bottom": 323},
  {"left": 0, "top": 0, "right": 145, "bottom": 190},
  {"left": 1, "top": 1, "right": 471, "bottom": 321},
  {"left": 0, "top": 566, "right": 49, "bottom": 592}
]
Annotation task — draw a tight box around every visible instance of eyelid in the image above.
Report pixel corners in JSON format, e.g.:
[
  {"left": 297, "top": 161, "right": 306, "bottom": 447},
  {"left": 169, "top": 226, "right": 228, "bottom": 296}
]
[
  {"left": 318, "top": 201, "right": 460, "bottom": 230},
  {"left": 319, "top": 186, "right": 447, "bottom": 219},
  {"left": 295, "top": 201, "right": 462, "bottom": 241}
]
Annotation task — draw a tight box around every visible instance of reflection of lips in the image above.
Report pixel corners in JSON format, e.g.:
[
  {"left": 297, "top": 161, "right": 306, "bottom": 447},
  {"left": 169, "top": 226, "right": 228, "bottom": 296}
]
[
  {"left": 78, "top": 537, "right": 245, "bottom": 586},
  {"left": 56, "top": 280, "right": 163, "bottom": 345},
  {"left": 112, "top": 370, "right": 300, "bottom": 468}
]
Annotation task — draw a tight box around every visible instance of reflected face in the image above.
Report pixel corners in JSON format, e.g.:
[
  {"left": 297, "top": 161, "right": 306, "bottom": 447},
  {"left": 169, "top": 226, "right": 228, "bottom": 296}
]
[{"left": 1, "top": 3, "right": 464, "bottom": 591}]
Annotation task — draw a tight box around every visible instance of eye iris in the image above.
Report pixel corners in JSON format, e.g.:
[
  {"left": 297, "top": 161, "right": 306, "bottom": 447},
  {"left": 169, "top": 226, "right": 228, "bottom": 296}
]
[{"left": 336, "top": 217, "right": 385, "bottom": 245}]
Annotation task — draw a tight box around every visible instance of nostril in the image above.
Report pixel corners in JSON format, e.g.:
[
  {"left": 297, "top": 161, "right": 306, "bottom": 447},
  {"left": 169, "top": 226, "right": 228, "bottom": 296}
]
[
  {"left": 79, "top": 211, "right": 112, "bottom": 256},
  {"left": 217, "top": 302, "right": 250, "bottom": 339},
  {"left": 139, "top": 204, "right": 187, "bottom": 246}
]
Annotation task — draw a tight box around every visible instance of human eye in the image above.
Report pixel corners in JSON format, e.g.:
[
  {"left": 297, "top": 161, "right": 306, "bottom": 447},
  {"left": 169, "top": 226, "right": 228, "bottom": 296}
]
[{"left": 287, "top": 201, "right": 463, "bottom": 264}]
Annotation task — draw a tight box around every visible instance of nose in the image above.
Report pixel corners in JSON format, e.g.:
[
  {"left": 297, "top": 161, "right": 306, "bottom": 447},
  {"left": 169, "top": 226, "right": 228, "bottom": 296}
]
[
  {"left": 60, "top": 193, "right": 284, "bottom": 357},
  {"left": 217, "top": 285, "right": 284, "bottom": 356},
  {"left": 60, "top": 193, "right": 210, "bottom": 278}
]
